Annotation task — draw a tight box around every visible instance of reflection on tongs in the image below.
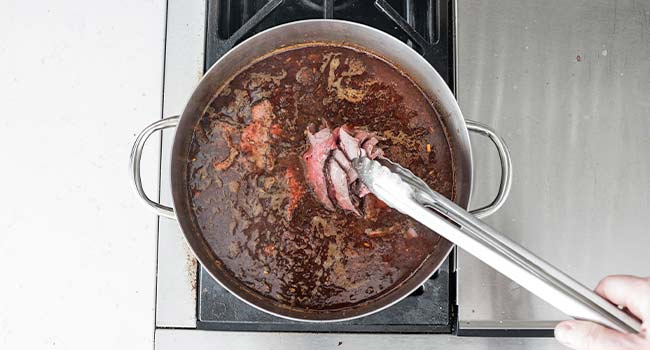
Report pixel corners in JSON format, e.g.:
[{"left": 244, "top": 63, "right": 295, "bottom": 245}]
[{"left": 352, "top": 156, "right": 642, "bottom": 334}]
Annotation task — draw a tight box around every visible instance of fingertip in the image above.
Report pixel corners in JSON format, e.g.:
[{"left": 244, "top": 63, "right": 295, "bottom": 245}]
[
  {"left": 595, "top": 275, "right": 622, "bottom": 294},
  {"left": 555, "top": 321, "right": 577, "bottom": 348},
  {"left": 595, "top": 274, "right": 638, "bottom": 294},
  {"left": 594, "top": 275, "right": 650, "bottom": 321},
  {"left": 555, "top": 320, "right": 610, "bottom": 349},
  {"left": 556, "top": 320, "right": 647, "bottom": 350}
]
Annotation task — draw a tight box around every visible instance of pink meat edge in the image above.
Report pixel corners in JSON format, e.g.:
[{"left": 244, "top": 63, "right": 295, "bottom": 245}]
[
  {"left": 338, "top": 127, "right": 361, "bottom": 160},
  {"left": 354, "top": 130, "right": 370, "bottom": 144},
  {"left": 331, "top": 149, "right": 358, "bottom": 184},
  {"left": 303, "top": 128, "right": 336, "bottom": 210},
  {"left": 362, "top": 137, "right": 378, "bottom": 154},
  {"left": 327, "top": 159, "right": 361, "bottom": 216},
  {"left": 370, "top": 148, "right": 384, "bottom": 159}
]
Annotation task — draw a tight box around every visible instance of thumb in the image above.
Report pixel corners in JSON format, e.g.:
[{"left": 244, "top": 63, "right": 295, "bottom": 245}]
[{"left": 555, "top": 320, "right": 645, "bottom": 350}]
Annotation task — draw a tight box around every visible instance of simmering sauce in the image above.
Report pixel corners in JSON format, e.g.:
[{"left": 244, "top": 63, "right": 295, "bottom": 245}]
[{"left": 187, "top": 44, "right": 454, "bottom": 310}]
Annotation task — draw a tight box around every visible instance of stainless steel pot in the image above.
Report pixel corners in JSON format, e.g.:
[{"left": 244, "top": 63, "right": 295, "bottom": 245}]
[{"left": 129, "top": 20, "right": 512, "bottom": 321}]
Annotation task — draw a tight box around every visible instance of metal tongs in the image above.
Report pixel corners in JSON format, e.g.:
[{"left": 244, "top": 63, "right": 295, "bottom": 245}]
[{"left": 352, "top": 156, "right": 642, "bottom": 333}]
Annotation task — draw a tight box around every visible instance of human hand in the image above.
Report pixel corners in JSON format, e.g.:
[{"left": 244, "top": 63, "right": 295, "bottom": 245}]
[{"left": 554, "top": 275, "right": 650, "bottom": 350}]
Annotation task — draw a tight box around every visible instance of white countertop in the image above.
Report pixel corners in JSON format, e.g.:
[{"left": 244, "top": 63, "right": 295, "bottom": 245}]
[{"left": 0, "top": 0, "right": 166, "bottom": 348}]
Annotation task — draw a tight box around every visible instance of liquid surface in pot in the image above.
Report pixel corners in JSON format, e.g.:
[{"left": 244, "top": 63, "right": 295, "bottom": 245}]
[{"left": 187, "top": 44, "right": 454, "bottom": 310}]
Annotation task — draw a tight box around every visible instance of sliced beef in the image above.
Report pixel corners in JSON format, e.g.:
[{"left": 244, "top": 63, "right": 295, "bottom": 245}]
[
  {"left": 339, "top": 127, "right": 361, "bottom": 159},
  {"left": 354, "top": 130, "right": 370, "bottom": 144},
  {"left": 339, "top": 126, "right": 384, "bottom": 160},
  {"left": 327, "top": 159, "right": 360, "bottom": 216},
  {"left": 362, "top": 137, "right": 384, "bottom": 159},
  {"left": 302, "top": 128, "right": 337, "bottom": 210},
  {"left": 332, "top": 149, "right": 358, "bottom": 184},
  {"left": 370, "top": 148, "right": 384, "bottom": 159},
  {"left": 302, "top": 124, "right": 385, "bottom": 214},
  {"left": 359, "top": 148, "right": 367, "bottom": 158}
]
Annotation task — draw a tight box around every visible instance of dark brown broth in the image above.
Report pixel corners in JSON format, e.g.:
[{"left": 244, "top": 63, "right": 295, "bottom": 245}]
[{"left": 187, "top": 44, "right": 454, "bottom": 310}]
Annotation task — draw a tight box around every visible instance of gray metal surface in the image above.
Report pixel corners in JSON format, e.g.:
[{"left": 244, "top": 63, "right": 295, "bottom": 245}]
[
  {"left": 457, "top": 0, "right": 650, "bottom": 329},
  {"left": 155, "top": 329, "right": 566, "bottom": 350},
  {"left": 155, "top": 0, "right": 205, "bottom": 328}
]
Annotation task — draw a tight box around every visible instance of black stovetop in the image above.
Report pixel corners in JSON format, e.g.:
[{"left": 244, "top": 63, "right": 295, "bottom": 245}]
[{"left": 198, "top": 0, "right": 455, "bottom": 333}]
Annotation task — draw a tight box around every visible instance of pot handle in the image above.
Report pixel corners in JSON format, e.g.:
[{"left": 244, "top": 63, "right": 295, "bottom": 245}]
[
  {"left": 465, "top": 120, "right": 513, "bottom": 218},
  {"left": 129, "top": 116, "right": 179, "bottom": 219}
]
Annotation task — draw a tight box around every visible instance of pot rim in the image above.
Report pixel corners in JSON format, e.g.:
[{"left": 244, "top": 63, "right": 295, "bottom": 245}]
[{"left": 170, "top": 19, "right": 473, "bottom": 322}]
